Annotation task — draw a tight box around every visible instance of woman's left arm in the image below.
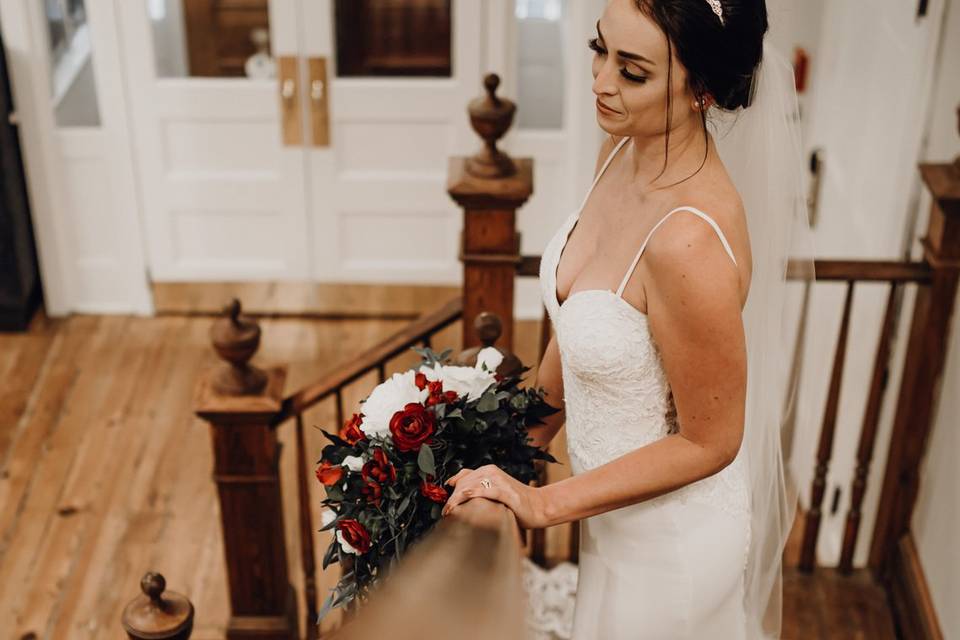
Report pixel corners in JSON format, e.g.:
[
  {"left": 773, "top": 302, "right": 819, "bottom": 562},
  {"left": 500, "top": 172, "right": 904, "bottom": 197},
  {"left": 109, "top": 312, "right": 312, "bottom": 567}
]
[{"left": 442, "top": 214, "right": 747, "bottom": 528}]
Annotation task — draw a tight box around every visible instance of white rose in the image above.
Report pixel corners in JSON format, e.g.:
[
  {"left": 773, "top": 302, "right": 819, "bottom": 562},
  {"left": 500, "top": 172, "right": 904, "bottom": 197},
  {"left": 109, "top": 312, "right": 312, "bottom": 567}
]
[
  {"left": 437, "top": 364, "right": 496, "bottom": 401},
  {"left": 341, "top": 455, "right": 364, "bottom": 472},
  {"left": 320, "top": 508, "right": 336, "bottom": 528},
  {"left": 359, "top": 370, "right": 429, "bottom": 439},
  {"left": 418, "top": 360, "right": 496, "bottom": 401},
  {"left": 336, "top": 529, "right": 360, "bottom": 555},
  {"left": 475, "top": 346, "right": 504, "bottom": 374}
]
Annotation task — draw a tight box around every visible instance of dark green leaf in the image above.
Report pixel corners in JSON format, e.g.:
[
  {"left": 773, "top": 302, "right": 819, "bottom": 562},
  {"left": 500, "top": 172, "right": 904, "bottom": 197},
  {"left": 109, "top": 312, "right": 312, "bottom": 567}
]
[
  {"left": 417, "top": 444, "right": 436, "bottom": 476},
  {"left": 477, "top": 389, "right": 499, "bottom": 412}
]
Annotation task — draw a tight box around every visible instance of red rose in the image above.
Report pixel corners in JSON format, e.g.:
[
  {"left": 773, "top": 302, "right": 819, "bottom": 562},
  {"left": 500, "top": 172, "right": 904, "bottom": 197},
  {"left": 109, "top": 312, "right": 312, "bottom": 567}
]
[
  {"left": 315, "top": 460, "right": 344, "bottom": 486},
  {"left": 339, "top": 412, "right": 366, "bottom": 445},
  {"left": 361, "top": 478, "right": 382, "bottom": 506},
  {"left": 362, "top": 448, "right": 397, "bottom": 485},
  {"left": 427, "top": 379, "right": 443, "bottom": 395},
  {"left": 414, "top": 372, "right": 428, "bottom": 390},
  {"left": 443, "top": 390, "right": 459, "bottom": 403},
  {"left": 389, "top": 402, "right": 436, "bottom": 452},
  {"left": 337, "top": 518, "right": 372, "bottom": 554},
  {"left": 420, "top": 479, "right": 449, "bottom": 503}
]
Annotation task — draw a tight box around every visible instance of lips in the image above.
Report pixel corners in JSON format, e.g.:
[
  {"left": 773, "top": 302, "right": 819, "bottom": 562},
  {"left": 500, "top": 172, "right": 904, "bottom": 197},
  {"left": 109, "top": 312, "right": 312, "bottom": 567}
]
[{"left": 596, "top": 99, "right": 620, "bottom": 115}]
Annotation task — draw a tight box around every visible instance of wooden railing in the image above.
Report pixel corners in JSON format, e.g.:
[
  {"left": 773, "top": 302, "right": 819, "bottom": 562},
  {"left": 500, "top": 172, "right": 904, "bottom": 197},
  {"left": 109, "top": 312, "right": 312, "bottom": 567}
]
[{"left": 329, "top": 498, "right": 527, "bottom": 640}]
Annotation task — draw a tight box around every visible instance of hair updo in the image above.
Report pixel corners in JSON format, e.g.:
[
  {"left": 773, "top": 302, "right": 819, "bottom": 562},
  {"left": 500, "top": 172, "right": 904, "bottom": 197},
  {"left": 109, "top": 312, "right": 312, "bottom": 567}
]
[
  {"left": 637, "top": 0, "right": 768, "bottom": 110},
  {"left": 634, "top": 0, "right": 768, "bottom": 185}
]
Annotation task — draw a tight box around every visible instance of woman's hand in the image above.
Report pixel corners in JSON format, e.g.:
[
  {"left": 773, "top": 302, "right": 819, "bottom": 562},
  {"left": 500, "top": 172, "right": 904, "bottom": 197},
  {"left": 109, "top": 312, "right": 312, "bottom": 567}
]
[{"left": 441, "top": 464, "right": 550, "bottom": 529}]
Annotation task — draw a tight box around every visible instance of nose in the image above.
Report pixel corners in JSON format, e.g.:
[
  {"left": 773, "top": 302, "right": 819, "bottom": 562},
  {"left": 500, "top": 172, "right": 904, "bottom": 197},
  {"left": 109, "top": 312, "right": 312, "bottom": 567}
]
[{"left": 592, "top": 58, "right": 619, "bottom": 100}]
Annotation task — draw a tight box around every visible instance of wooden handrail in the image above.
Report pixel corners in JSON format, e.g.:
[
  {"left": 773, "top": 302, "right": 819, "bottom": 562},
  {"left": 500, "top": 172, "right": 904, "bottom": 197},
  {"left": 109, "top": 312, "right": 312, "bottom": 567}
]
[
  {"left": 330, "top": 498, "right": 527, "bottom": 640},
  {"left": 518, "top": 256, "right": 932, "bottom": 284},
  {"left": 275, "top": 296, "right": 464, "bottom": 424},
  {"left": 787, "top": 259, "right": 931, "bottom": 283}
]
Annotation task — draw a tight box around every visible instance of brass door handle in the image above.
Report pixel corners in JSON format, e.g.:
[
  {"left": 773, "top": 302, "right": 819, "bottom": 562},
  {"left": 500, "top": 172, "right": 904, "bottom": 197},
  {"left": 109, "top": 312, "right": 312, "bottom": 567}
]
[
  {"left": 308, "top": 57, "right": 329, "bottom": 147},
  {"left": 282, "top": 78, "right": 296, "bottom": 103},
  {"left": 311, "top": 79, "right": 325, "bottom": 102},
  {"left": 278, "top": 57, "right": 302, "bottom": 146}
]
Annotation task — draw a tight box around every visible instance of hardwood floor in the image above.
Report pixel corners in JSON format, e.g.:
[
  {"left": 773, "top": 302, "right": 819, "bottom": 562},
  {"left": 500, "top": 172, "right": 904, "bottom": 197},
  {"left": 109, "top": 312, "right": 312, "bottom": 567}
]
[{"left": 0, "top": 306, "right": 899, "bottom": 639}]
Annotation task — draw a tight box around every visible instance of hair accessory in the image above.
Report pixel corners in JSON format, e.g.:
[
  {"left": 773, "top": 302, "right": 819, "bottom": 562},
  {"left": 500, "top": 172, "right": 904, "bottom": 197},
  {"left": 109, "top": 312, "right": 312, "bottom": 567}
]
[{"left": 706, "top": 0, "right": 725, "bottom": 25}]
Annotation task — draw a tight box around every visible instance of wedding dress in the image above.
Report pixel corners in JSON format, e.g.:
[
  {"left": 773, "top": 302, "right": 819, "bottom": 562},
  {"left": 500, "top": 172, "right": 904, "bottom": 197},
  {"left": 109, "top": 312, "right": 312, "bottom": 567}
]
[{"left": 527, "top": 135, "right": 753, "bottom": 639}]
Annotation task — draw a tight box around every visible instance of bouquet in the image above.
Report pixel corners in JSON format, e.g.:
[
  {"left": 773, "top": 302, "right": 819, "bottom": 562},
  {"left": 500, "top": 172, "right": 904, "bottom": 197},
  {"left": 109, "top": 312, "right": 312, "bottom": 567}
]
[{"left": 315, "top": 345, "right": 559, "bottom": 619}]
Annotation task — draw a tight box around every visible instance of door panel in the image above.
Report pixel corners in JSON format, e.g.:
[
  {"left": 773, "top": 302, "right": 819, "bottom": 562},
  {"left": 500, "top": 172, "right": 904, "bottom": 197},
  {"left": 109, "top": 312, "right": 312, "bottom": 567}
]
[
  {"left": 303, "top": 0, "right": 482, "bottom": 283},
  {"left": 117, "top": 0, "right": 309, "bottom": 280}
]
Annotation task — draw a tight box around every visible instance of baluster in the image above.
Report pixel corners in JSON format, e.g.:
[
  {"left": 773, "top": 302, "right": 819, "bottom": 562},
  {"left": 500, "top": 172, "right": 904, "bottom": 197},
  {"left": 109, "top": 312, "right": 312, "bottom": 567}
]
[
  {"left": 800, "top": 281, "right": 855, "bottom": 572},
  {"left": 839, "top": 282, "right": 899, "bottom": 573},
  {"left": 530, "top": 459, "right": 547, "bottom": 566},
  {"left": 568, "top": 520, "right": 580, "bottom": 565},
  {"left": 295, "top": 414, "right": 319, "bottom": 640},
  {"left": 335, "top": 387, "right": 344, "bottom": 434}
]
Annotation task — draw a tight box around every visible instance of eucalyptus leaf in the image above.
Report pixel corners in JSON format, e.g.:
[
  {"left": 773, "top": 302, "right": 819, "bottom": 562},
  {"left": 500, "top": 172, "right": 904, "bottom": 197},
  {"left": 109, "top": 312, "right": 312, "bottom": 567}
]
[
  {"left": 317, "top": 593, "right": 335, "bottom": 623},
  {"left": 322, "top": 541, "right": 338, "bottom": 570},
  {"left": 417, "top": 444, "right": 436, "bottom": 476},
  {"left": 477, "top": 389, "right": 499, "bottom": 412}
]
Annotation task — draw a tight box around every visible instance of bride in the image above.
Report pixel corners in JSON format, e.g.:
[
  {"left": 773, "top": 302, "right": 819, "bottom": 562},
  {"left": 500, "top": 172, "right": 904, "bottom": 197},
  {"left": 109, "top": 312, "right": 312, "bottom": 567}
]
[{"left": 441, "top": 0, "right": 813, "bottom": 638}]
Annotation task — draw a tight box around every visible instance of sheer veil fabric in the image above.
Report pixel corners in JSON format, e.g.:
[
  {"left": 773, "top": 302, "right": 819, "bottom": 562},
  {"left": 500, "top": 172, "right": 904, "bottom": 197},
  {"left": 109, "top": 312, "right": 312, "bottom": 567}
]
[{"left": 712, "top": 44, "right": 817, "bottom": 638}]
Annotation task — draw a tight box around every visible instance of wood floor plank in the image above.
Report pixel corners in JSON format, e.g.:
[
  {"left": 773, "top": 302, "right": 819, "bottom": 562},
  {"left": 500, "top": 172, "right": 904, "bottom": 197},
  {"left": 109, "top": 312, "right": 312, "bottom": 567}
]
[
  {"left": 6, "top": 317, "right": 153, "bottom": 638},
  {"left": 43, "top": 318, "right": 197, "bottom": 639}
]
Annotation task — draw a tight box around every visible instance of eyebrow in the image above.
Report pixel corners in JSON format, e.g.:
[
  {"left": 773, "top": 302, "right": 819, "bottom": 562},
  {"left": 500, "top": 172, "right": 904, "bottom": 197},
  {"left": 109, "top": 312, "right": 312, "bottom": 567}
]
[{"left": 596, "top": 21, "right": 656, "bottom": 67}]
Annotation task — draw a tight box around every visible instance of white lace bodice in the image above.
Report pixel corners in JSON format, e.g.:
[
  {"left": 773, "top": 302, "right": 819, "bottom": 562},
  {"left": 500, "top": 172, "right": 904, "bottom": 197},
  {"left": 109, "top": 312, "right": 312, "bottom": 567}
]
[{"left": 537, "top": 136, "right": 751, "bottom": 523}]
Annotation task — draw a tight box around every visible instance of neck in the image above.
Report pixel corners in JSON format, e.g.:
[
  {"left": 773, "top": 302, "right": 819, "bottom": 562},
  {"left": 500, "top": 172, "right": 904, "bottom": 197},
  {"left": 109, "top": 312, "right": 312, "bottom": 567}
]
[{"left": 627, "top": 116, "right": 712, "bottom": 190}]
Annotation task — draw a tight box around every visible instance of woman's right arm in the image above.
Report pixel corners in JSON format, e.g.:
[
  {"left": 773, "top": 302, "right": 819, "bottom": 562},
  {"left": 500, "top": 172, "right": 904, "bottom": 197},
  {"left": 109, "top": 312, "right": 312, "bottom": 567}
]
[{"left": 526, "top": 332, "right": 565, "bottom": 450}]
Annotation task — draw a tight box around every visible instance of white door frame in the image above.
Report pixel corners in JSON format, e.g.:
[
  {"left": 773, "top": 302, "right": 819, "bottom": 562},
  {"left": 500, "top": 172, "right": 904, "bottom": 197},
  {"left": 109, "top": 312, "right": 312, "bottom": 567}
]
[{"left": 0, "top": 0, "right": 152, "bottom": 316}]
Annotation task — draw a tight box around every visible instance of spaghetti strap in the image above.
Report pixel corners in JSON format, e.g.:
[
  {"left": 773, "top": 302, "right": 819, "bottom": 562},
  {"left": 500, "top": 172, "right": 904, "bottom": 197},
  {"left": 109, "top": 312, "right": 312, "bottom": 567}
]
[
  {"left": 615, "top": 206, "right": 738, "bottom": 297},
  {"left": 574, "top": 136, "right": 630, "bottom": 213}
]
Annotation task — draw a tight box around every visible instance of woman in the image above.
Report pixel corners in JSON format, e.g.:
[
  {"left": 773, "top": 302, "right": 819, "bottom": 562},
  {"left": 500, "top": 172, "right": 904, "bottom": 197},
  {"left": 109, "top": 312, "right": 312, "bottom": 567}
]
[{"left": 442, "top": 0, "right": 811, "bottom": 637}]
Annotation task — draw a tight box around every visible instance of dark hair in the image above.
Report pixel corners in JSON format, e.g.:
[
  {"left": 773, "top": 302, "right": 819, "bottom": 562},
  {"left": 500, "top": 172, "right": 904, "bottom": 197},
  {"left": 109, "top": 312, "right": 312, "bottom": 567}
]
[{"left": 635, "top": 0, "right": 768, "bottom": 184}]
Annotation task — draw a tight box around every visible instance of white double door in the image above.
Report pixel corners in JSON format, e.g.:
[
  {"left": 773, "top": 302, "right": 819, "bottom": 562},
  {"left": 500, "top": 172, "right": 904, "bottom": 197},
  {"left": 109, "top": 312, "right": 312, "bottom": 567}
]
[{"left": 118, "top": 0, "right": 488, "bottom": 283}]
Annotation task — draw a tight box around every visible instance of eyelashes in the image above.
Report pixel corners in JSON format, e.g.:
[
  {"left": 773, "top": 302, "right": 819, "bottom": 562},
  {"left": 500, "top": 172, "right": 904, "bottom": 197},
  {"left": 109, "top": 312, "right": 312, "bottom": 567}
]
[{"left": 587, "top": 37, "right": 648, "bottom": 84}]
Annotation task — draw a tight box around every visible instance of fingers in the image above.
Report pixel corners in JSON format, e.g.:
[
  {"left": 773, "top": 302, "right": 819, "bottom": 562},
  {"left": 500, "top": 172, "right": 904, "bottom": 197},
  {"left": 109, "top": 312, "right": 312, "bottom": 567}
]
[
  {"left": 443, "top": 482, "right": 501, "bottom": 516},
  {"left": 445, "top": 469, "right": 469, "bottom": 486}
]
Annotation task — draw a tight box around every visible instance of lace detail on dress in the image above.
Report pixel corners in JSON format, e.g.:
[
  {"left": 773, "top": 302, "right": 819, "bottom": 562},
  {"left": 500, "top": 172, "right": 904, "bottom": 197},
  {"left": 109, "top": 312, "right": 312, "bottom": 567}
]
[
  {"left": 537, "top": 210, "right": 751, "bottom": 522},
  {"left": 521, "top": 558, "right": 578, "bottom": 640}
]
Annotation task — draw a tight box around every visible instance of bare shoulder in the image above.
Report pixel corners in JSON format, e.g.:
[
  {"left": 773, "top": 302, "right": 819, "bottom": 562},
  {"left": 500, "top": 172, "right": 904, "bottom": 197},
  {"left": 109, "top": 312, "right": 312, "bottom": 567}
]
[
  {"left": 593, "top": 134, "right": 625, "bottom": 176},
  {"left": 642, "top": 193, "right": 748, "bottom": 312}
]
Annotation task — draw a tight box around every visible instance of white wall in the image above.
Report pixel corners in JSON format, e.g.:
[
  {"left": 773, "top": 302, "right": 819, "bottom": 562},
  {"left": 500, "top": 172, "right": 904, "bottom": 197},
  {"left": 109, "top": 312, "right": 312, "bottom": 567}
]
[{"left": 911, "top": 0, "right": 960, "bottom": 636}]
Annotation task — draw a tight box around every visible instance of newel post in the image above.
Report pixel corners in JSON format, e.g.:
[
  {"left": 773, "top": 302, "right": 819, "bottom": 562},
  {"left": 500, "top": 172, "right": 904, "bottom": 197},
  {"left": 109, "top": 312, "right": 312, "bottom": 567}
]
[
  {"left": 193, "top": 299, "right": 297, "bottom": 639},
  {"left": 869, "top": 111, "right": 960, "bottom": 580},
  {"left": 448, "top": 73, "right": 533, "bottom": 351}
]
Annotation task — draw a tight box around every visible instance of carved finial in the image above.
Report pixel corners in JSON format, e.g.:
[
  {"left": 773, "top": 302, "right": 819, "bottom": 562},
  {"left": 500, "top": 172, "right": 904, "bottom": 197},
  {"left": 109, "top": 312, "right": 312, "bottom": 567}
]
[
  {"left": 453, "top": 312, "right": 522, "bottom": 378},
  {"left": 484, "top": 73, "right": 501, "bottom": 106},
  {"left": 210, "top": 298, "right": 268, "bottom": 395},
  {"left": 466, "top": 72, "right": 517, "bottom": 179},
  {"left": 475, "top": 311, "right": 502, "bottom": 347},
  {"left": 122, "top": 572, "right": 194, "bottom": 640},
  {"left": 141, "top": 572, "right": 165, "bottom": 603},
  {"left": 227, "top": 298, "right": 242, "bottom": 325}
]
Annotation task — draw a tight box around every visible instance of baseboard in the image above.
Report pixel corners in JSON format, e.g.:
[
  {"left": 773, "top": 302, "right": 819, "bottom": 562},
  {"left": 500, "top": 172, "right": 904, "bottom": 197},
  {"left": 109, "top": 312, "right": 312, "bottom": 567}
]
[
  {"left": 150, "top": 281, "right": 461, "bottom": 317},
  {"left": 887, "top": 533, "right": 943, "bottom": 640}
]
